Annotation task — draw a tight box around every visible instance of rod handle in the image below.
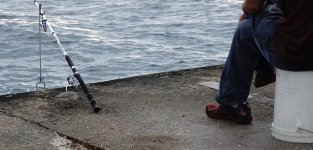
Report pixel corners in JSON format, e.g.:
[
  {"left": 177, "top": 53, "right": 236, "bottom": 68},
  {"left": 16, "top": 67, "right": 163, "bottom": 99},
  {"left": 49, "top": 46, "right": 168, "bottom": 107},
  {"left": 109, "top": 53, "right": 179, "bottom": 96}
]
[{"left": 90, "top": 100, "right": 102, "bottom": 113}]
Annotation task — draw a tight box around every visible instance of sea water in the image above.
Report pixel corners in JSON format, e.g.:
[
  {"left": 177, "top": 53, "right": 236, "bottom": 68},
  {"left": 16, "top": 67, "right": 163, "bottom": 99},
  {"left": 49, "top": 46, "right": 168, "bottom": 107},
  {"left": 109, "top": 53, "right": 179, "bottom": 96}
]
[{"left": 0, "top": 0, "right": 242, "bottom": 95}]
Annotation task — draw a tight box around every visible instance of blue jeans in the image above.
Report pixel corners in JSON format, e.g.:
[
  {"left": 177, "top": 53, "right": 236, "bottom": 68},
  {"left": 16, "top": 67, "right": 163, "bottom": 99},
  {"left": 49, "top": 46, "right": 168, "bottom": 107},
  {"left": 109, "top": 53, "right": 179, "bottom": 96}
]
[{"left": 216, "top": 4, "right": 289, "bottom": 106}]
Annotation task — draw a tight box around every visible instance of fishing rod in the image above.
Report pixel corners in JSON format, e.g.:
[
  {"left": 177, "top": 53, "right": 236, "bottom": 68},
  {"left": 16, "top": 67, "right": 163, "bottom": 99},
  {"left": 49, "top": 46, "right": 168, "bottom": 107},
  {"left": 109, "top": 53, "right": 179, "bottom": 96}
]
[{"left": 34, "top": 0, "right": 101, "bottom": 113}]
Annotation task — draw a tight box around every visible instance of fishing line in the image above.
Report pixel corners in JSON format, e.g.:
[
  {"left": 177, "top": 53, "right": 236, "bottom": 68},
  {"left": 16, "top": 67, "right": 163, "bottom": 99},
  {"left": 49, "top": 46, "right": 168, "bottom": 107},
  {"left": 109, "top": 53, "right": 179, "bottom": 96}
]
[{"left": 34, "top": 0, "right": 101, "bottom": 113}]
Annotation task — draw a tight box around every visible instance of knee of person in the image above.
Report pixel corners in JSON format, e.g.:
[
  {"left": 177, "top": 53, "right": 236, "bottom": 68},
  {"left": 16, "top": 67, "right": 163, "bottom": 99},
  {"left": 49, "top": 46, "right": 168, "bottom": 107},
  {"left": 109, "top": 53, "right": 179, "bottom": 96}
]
[{"left": 237, "top": 19, "right": 253, "bottom": 34}]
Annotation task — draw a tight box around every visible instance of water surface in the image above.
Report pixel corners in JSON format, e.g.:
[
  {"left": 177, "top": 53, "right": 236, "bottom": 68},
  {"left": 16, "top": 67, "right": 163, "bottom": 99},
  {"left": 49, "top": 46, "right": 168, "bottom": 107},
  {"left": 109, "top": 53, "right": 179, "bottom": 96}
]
[{"left": 0, "top": 0, "right": 242, "bottom": 95}]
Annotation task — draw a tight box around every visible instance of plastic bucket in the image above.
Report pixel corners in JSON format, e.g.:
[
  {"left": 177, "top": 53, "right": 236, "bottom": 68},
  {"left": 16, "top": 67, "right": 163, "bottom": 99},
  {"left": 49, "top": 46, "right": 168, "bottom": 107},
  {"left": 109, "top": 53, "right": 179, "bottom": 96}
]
[{"left": 272, "top": 69, "right": 313, "bottom": 143}]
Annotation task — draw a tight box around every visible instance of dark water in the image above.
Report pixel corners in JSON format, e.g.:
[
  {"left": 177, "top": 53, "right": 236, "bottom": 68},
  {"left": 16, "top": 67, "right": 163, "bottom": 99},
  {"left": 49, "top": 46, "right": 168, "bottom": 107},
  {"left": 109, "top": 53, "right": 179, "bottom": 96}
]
[{"left": 0, "top": 0, "right": 242, "bottom": 95}]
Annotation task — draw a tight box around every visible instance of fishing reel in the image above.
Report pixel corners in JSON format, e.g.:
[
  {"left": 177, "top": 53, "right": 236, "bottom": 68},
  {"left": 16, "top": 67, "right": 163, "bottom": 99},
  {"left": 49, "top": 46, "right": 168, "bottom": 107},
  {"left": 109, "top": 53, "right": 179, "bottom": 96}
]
[{"left": 66, "top": 74, "right": 79, "bottom": 91}]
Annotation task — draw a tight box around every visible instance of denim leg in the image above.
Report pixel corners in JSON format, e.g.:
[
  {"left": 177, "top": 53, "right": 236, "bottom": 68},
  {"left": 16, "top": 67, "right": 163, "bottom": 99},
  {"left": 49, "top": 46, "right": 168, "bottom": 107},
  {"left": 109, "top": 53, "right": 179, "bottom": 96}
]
[
  {"left": 253, "top": 4, "right": 287, "bottom": 70},
  {"left": 216, "top": 17, "right": 262, "bottom": 106},
  {"left": 215, "top": 4, "right": 292, "bottom": 106},
  {"left": 253, "top": 4, "right": 309, "bottom": 71}
]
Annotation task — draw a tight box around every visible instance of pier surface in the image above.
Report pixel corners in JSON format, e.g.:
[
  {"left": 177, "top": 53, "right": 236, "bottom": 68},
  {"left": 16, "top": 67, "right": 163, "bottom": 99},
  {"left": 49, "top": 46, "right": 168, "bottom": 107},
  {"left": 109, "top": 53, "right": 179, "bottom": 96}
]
[{"left": 1, "top": 65, "right": 312, "bottom": 150}]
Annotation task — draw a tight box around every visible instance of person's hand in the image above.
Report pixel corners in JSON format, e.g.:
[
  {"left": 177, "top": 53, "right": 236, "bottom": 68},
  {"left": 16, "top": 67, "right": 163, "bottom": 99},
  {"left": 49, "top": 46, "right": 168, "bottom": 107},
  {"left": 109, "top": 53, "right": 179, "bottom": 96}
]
[
  {"left": 242, "top": 0, "right": 265, "bottom": 14},
  {"left": 239, "top": 13, "right": 247, "bottom": 21}
]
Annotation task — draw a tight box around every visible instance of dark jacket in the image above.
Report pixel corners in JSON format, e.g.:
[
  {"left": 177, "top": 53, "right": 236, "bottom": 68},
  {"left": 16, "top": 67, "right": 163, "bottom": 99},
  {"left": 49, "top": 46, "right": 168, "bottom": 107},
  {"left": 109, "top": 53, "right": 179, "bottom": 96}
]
[{"left": 275, "top": 0, "right": 313, "bottom": 70}]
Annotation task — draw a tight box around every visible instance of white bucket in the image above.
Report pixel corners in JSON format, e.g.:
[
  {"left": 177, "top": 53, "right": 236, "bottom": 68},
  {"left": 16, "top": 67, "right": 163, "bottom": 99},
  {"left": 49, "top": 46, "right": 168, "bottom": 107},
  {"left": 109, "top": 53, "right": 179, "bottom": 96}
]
[{"left": 272, "top": 69, "right": 313, "bottom": 143}]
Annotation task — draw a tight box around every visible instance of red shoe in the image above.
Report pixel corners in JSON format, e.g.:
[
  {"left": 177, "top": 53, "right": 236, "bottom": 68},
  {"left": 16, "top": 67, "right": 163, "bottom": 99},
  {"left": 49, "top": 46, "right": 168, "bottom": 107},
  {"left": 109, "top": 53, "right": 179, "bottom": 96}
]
[{"left": 205, "top": 103, "right": 252, "bottom": 124}]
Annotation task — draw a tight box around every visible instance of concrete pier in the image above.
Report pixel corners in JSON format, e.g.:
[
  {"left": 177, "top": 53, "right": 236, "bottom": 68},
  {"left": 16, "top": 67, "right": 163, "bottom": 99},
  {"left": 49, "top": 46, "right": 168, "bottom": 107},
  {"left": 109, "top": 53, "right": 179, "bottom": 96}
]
[{"left": 1, "top": 65, "right": 312, "bottom": 150}]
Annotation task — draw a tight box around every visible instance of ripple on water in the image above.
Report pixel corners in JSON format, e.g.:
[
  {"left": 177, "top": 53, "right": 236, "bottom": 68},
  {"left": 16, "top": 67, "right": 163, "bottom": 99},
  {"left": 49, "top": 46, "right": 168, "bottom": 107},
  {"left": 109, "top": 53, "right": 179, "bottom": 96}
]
[{"left": 0, "top": 0, "right": 242, "bottom": 95}]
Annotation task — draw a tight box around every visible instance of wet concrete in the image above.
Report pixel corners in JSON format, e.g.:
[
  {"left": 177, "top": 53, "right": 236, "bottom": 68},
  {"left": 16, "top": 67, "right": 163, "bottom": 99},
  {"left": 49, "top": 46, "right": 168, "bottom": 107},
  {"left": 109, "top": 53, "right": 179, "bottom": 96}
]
[{"left": 1, "top": 65, "right": 313, "bottom": 150}]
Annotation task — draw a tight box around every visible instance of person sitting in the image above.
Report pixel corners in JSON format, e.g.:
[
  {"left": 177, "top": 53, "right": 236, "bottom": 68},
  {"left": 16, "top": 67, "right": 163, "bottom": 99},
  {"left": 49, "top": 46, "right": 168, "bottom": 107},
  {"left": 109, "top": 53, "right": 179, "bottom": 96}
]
[{"left": 206, "top": 0, "right": 313, "bottom": 124}]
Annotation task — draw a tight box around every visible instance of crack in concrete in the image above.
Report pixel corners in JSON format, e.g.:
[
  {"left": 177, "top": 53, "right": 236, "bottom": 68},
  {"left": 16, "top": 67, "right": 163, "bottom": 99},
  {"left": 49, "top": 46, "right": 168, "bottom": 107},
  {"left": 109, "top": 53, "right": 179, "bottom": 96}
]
[{"left": 0, "top": 110, "right": 105, "bottom": 150}]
